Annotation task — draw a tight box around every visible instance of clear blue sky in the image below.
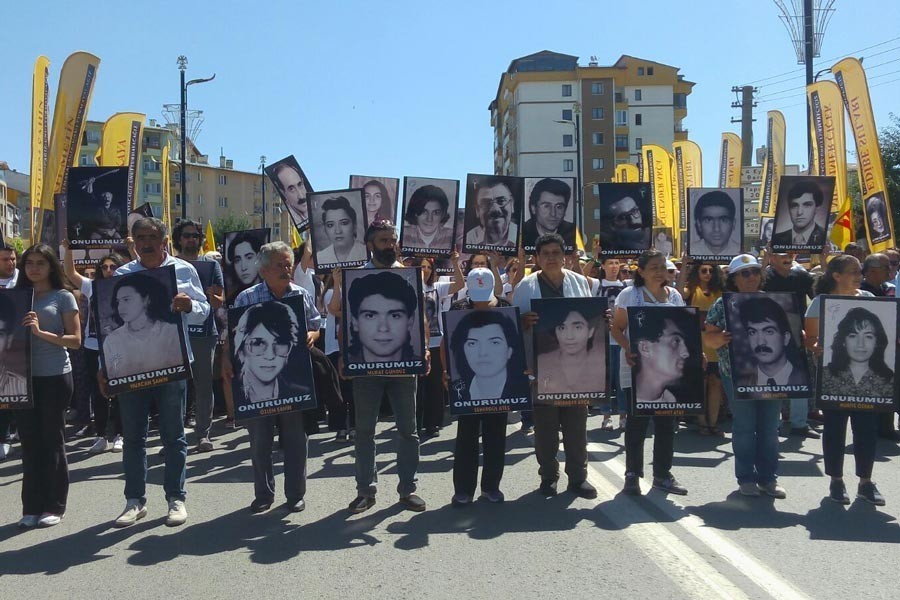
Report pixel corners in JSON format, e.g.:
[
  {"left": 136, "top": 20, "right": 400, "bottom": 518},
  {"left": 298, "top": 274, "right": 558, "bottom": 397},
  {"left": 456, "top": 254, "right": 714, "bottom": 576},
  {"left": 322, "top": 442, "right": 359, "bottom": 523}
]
[{"left": 2, "top": 0, "right": 899, "bottom": 189}]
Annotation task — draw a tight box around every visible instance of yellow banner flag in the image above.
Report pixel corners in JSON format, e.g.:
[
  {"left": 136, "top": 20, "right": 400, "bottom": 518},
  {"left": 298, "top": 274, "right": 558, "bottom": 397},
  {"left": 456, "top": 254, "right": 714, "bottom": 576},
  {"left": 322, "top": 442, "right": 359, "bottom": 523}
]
[
  {"left": 833, "top": 57, "right": 895, "bottom": 251},
  {"left": 808, "top": 80, "right": 854, "bottom": 250},
  {"left": 673, "top": 140, "right": 703, "bottom": 233},
  {"left": 718, "top": 133, "right": 742, "bottom": 188},
  {"left": 759, "top": 111, "right": 785, "bottom": 217},
  {"left": 642, "top": 145, "right": 676, "bottom": 230},
  {"left": 29, "top": 56, "right": 50, "bottom": 244},
  {"left": 203, "top": 220, "right": 217, "bottom": 254},
  {"left": 615, "top": 164, "right": 640, "bottom": 183},
  {"left": 98, "top": 113, "right": 145, "bottom": 210},
  {"left": 161, "top": 141, "right": 172, "bottom": 233},
  {"left": 36, "top": 52, "right": 100, "bottom": 241}
]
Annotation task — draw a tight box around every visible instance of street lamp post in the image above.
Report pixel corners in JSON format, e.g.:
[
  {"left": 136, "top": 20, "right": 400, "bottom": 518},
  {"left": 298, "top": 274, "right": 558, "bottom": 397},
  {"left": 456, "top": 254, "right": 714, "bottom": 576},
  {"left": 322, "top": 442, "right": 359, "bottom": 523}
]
[
  {"left": 555, "top": 102, "right": 583, "bottom": 239},
  {"left": 177, "top": 55, "right": 215, "bottom": 220},
  {"left": 260, "top": 155, "right": 267, "bottom": 229}
]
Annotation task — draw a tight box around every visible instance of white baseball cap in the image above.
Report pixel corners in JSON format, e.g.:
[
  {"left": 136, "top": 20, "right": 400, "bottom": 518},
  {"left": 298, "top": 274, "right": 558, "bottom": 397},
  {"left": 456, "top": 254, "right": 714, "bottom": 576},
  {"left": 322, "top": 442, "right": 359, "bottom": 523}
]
[
  {"left": 466, "top": 268, "right": 494, "bottom": 302},
  {"left": 727, "top": 254, "right": 760, "bottom": 274}
]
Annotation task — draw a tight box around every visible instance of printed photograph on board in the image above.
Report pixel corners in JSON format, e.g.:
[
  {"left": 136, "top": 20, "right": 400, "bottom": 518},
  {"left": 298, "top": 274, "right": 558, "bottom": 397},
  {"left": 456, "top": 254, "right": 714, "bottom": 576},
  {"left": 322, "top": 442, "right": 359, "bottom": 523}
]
[
  {"left": 0, "top": 289, "right": 33, "bottom": 409},
  {"left": 266, "top": 155, "right": 314, "bottom": 232},
  {"left": 443, "top": 306, "right": 530, "bottom": 415},
  {"left": 434, "top": 207, "right": 467, "bottom": 275},
  {"left": 340, "top": 267, "right": 426, "bottom": 376},
  {"left": 522, "top": 177, "right": 577, "bottom": 253},
  {"left": 687, "top": 187, "right": 743, "bottom": 262},
  {"left": 308, "top": 189, "right": 370, "bottom": 274},
  {"left": 93, "top": 265, "right": 191, "bottom": 394},
  {"left": 864, "top": 192, "right": 892, "bottom": 245},
  {"left": 596, "top": 183, "right": 653, "bottom": 257},
  {"left": 228, "top": 295, "right": 318, "bottom": 422},
  {"left": 771, "top": 175, "right": 836, "bottom": 252},
  {"left": 223, "top": 228, "right": 270, "bottom": 308},
  {"left": 627, "top": 305, "right": 704, "bottom": 416},
  {"left": 461, "top": 174, "right": 524, "bottom": 256},
  {"left": 66, "top": 167, "right": 129, "bottom": 250},
  {"left": 349, "top": 175, "right": 399, "bottom": 225},
  {"left": 723, "top": 291, "right": 810, "bottom": 400},
  {"left": 400, "top": 176, "right": 459, "bottom": 256},
  {"left": 816, "top": 295, "right": 898, "bottom": 412},
  {"left": 532, "top": 297, "right": 608, "bottom": 406}
]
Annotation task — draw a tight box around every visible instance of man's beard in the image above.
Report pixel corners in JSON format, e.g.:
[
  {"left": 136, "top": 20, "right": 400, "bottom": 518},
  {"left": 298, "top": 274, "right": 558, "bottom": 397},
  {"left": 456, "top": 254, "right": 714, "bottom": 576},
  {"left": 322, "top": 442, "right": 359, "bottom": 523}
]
[{"left": 373, "top": 247, "right": 397, "bottom": 265}]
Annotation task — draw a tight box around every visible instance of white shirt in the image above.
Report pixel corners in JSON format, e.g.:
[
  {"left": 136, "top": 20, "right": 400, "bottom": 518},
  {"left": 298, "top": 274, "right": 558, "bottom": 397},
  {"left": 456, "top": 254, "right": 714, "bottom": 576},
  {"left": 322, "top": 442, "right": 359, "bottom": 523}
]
[
  {"left": 0, "top": 269, "right": 18, "bottom": 288},
  {"left": 292, "top": 263, "right": 317, "bottom": 300},
  {"left": 756, "top": 360, "right": 794, "bottom": 386}
]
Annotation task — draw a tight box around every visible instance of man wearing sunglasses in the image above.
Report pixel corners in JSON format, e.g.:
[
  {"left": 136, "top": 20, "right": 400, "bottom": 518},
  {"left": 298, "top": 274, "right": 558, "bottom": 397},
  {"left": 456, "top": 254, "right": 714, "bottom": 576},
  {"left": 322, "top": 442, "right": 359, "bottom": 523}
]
[
  {"left": 599, "top": 194, "right": 651, "bottom": 252},
  {"left": 228, "top": 241, "right": 322, "bottom": 514},
  {"left": 465, "top": 177, "right": 519, "bottom": 249}
]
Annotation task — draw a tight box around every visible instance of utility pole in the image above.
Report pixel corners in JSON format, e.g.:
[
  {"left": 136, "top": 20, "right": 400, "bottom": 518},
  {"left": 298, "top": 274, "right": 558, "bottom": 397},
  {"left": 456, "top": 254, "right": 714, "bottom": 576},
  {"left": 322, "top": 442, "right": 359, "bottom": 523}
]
[{"left": 730, "top": 85, "right": 757, "bottom": 166}]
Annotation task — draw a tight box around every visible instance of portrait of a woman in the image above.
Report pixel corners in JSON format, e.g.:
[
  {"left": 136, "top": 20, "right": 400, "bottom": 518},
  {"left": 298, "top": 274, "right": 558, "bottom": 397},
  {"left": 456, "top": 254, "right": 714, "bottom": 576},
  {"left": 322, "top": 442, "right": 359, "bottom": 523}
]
[
  {"left": 449, "top": 310, "right": 528, "bottom": 402},
  {"left": 537, "top": 306, "right": 606, "bottom": 396},
  {"left": 824, "top": 306, "right": 894, "bottom": 398}
]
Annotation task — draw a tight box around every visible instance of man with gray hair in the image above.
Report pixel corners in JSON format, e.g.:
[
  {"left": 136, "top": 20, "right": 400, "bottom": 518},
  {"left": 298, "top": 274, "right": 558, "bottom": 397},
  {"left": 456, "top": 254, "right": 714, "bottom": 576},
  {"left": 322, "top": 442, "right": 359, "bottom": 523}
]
[{"left": 108, "top": 217, "right": 210, "bottom": 528}]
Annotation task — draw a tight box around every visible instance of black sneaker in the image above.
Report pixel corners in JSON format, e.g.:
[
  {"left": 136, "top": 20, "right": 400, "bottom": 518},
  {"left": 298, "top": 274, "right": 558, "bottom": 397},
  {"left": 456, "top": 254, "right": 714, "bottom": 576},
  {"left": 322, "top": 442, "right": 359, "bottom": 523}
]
[
  {"left": 347, "top": 495, "right": 376, "bottom": 514},
  {"left": 399, "top": 494, "right": 426, "bottom": 512},
  {"left": 567, "top": 480, "right": 598, "bottom": 499},
  {"left": 790, "top": 427, "right": 821, "bottom": 439},
  {"left": 286, "top": 498, "right": 306, "bottom": 512},
  {"left": 538, "top": 480, "right": 558, "bottom": 497},
  {"left": 249, "top": 498, "right": 273, "bottom": 514},
  {"left": 857, "top": 482, "right": 886, "bottom": 506},
  {"left": 652, "top": 475, "right": 688, "bottom": 496},
  {"left": 623, "top": 472, "right": 641, "bottom": 496},
  {"left": 828, "top": 480, "right": 850, "bottom": 505}
]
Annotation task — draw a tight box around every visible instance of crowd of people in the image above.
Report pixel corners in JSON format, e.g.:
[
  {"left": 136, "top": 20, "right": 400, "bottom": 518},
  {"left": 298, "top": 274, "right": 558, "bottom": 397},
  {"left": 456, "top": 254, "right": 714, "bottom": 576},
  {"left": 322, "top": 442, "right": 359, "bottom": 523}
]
[{"left": 1, "top": 216, "right": 898, "bottom": 532}]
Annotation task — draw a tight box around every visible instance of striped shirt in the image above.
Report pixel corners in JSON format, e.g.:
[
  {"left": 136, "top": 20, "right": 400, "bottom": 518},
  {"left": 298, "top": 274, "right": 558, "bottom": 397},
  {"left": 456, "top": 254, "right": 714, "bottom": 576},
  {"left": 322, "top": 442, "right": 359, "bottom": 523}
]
[{"left": 233, "top": 282, "right": 321, "bottom": 332}]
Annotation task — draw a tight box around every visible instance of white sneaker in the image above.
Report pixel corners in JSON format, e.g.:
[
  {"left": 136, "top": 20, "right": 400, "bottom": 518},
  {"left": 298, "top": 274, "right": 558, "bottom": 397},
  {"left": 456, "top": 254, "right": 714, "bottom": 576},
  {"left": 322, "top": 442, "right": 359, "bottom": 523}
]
[
  {"left": 111, "top": 435, "right": 124, "bottom": 452},
  {"left": 89, "top": 437, "right": 109, "bottom": 454},
  {"left": 17, "top": 515, "right": 39, "bottom": 529},
  {"left": 114, "top": 499, "right": 147, "bottom": 528},
  {"left": 0, "top": 442, "right": 11, "bottom": 460},
  {"left": 37, "top": 513, "right": 63, "bottom": 528},
  {"left": 166, "top": 500, "right": 187, "bottom": 527}
]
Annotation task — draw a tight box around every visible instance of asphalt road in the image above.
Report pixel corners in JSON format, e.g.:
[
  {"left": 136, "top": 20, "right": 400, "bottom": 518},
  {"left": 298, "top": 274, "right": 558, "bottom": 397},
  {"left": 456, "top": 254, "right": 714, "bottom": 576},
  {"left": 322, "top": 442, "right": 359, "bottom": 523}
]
[{"left": 1, "top": 412, "right": 899, "bottom": 600}]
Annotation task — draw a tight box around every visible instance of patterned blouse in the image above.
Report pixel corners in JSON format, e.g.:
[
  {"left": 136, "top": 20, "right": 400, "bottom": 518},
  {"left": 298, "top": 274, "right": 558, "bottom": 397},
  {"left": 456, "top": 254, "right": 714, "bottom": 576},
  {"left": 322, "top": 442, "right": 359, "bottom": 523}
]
[{"left": 822, "top": 368, "right": 893, "bottom": 399}]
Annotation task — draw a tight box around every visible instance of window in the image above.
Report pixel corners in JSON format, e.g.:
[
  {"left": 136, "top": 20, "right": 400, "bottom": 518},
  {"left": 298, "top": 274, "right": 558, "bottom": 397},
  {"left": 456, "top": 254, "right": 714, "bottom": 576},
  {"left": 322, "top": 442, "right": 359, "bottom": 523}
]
[
  {"left": 591, "top": 82, "right": 604, "bottom": 95},
  {"left": 218, "top": 174, "right": 227, "bottom": 185},
  {"left": 648, "top": 67, "right": 654, "bottom": 76},
  {"left": 593, "top": 208, "right": 601, "bottom": 220},
  {"left": 175, "top": 194, "right": 182, "bottom": 206},
  {"left": 592, "top": 132, "right": 604, "bottom": 145},
  {"left": 635, "top": 113, "right": 642, "bottom": 126},
  {"left": 616, "top": 158, "right": 629, "bottom": 165},
  {"left": 80, "top": 154, "right": 91, "bottom": 166},
  {"left": 563, "top": 159, "right": 574, "bottom": 172},
  {"left": 615, "top": 110, "right": 628, "bottom": 126},
  {"left": 562, "top": 109, "right": 573, "bottom": 121},
  {"left": 562, "top": 84, "right": 572, "bottom": 97},
  {"left": 591, "top": 107, "right": 604, "bottom": 120},
  {"left": 634, "top": 89, "right": 642, "bottom": 101},
  {"left": 562, "top": 134, "right": 573, "bottom": 147},
  {"left": 592, "top": 184, "right": 600, "bottom": 196},
  {"left": 218, "top": 196, "right": 228, "bottom": 208},
  {"left": 143, "top": 183, "right": 161, "bottom": 194},
  {"left": 635, "top": 137, "right": 643, "bottom": 150},
  {"left": 615, "top": 135, "right": 629, "bottom": 150},
  {"left": 674, "top": 93, "right": 687, "bottom": 108},
  {"left": 197, "top": 193, "right": 203, "bottom": 205},
  {"left": 197, "top": 171, "right": 202, "bottom": 182},
  {"left": 637, "top": 67, "right": 645, "bottom": 76},
  {"left": 592, "top": 158, "right": 604, "bottom": 170}
]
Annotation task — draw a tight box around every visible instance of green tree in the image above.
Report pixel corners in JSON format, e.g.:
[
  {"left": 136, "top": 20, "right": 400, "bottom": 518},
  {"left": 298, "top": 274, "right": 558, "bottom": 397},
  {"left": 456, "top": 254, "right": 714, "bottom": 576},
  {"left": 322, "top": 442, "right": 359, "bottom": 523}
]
[
  {"left": 846, "top": 113, "right": 900, "bottom": 243},
  {"left": 212, "top": 214, "right": 253, "bottom": 249}
]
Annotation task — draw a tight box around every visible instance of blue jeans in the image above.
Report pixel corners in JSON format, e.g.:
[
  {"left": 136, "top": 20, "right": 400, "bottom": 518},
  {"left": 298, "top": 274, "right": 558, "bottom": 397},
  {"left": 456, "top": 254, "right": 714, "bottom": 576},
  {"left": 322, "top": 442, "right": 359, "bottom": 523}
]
[
  {"left": 731, "top": 397, "right": 781, "bottom": 485},
  {"left": 352, "top": 376, "right": 419, "bottom": 497},
  {"left": 787, "top": 397, "right": 810, "bottom": 428},
  {"left": 602, "top": 347, "right": 628, "bottom": 415},
  {"left": 119, "top": 380, "right": 187, "bottom": 503}
]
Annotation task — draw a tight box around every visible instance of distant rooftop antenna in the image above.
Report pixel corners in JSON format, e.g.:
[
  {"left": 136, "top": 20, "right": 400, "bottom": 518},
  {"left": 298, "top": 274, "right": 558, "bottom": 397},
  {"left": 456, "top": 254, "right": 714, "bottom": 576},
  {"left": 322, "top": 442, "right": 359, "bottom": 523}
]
[{"left": 588, "top": 55, "right": 599, "bottom": 66}]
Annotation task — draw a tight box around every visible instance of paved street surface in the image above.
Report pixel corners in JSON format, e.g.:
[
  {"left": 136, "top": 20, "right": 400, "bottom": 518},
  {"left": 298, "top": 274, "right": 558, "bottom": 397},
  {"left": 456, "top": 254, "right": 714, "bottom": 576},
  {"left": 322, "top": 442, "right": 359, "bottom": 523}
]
[{"left": 2, "top": 413, "right": 899, "bottom": 599}]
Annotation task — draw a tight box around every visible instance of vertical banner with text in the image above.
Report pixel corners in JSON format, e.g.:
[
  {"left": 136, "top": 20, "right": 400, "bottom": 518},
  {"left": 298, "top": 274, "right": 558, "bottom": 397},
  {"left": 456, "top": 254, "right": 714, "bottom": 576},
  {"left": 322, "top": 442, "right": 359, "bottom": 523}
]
[
  {"left": 673, "top": 140, "right": 703, "bottom": 245},
  {"left": 616, "top": 164, "right": 640, "bottom": 184},
  {"left": 719, "top": 133, "right": 742, "bottom": 188},
  {"left": 30, "top": 56, "right": 50, "bottom": 244},
  {"left": 98, "top": 113, "right": 145, "bottom": 211},
  {"left": 833, "top": 57, "right": 895, "bottom": 251},
  {"left": 759, "top": 111, "right": 785, "bottom": 218}
]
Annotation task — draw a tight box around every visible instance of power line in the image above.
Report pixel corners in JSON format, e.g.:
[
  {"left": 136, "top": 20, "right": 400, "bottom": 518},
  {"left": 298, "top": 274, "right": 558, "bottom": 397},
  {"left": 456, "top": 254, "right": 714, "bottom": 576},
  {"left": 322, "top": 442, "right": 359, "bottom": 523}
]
[
  {"left": 755, "top": 44, "right": 900, "bottom": 90},
  {"left": 761, "top": 76, "right": 900, "bottom": 112},
  {"left": 742, "top": 34, "right": 900, "bottom": 85},
  {"left": 756, "top": 58, "right": 900, "bottom": 102}
]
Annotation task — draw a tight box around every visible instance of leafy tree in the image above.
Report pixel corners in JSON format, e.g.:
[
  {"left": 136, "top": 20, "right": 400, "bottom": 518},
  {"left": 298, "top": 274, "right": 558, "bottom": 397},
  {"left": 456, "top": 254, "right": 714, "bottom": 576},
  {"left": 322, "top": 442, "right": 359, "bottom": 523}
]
[{"left": 212, "top": 214, "right": 252, "bottom": 249}]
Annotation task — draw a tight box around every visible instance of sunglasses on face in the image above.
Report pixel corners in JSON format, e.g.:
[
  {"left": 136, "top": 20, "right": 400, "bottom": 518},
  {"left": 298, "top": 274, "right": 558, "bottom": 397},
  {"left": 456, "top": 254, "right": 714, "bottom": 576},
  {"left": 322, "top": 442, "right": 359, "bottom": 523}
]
[
  {"left": 181, "top": 233, "right": 201, "bottom": 239},
  {"left": 737, "top": 268, "right": 761, "bottom": 278},
  {"left": 699, "top": 267, "right": 713, "bottom": 274}
]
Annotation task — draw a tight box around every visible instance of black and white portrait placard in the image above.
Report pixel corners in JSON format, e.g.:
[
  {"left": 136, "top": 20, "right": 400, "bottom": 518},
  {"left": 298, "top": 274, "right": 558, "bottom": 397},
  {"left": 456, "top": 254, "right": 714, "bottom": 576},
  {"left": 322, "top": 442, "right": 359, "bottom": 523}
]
[
  {"left": 340, "top": 267, "right": 426, "bottom": 377},
  {"left": 627, "top": 306, "right": 704, "bottom": 416},
  {"left": 0, "top": 289, "right": 33, "bottom": 409},
  {"left": 723, "top": 292, "right": 810, "bottom": 400},
  {"left": 223, "top": 228, "right": 270, "bottom": 308},
  {"left": 66, "top": 167, "right": 129, "bottom": 250},
  {"left": 187, "top": 260, "right": 218, "bottom": 337},
  {"left": 434, "top": 207, "right": 467, "bottom": 275},
  {"left": 461, "top": 174, "right": 524, "bottom": 257},
  {"left": 349, "top": 175, "right": 399, "bottom": 225},
  {"left": 687, "top": 187, "right": 743, "bottom": 262},
  {"left": 522, "top": 177, "right": 577, "bottom": 254},
  {"left": 864, "top": 192, "right": 892, "bottom": 245},
  {"left": 532, "top": 297, "right": 608, "bottom": 406},
  {"left": 771, "top": 176, "right": 836, "bottom": 253},
  {"left": 400, "top": 176, "right": 459, "bottom": 257},
  {"left": 93, "top": 265, "right": 192, "bottom": 394},
  {"left": 266, "top": 155, "right": 314, "bottom": 233},
  {"left": 228, "top": 295, "right": 318, "bottom": 422},
  {"left": 816, "top": 295, "right": 898, "bottom": 412},
  {"left": 308, "top": 189, "right": 370, "bottom": 274},
  {"left": 443, "top": 306, "right": 531, "bottom": 415},
  {"left": 596, "top": 183, "right": 653, "bottom": 257}
]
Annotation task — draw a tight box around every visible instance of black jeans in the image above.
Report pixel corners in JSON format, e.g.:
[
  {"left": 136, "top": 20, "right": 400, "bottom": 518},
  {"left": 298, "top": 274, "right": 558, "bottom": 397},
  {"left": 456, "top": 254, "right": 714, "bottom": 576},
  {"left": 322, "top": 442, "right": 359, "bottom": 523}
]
[
  {"left": 18, "top": 373, "right": 73, "bottom": 515},
  {"left": 625, "top": 415, "right": 675, "bottom": 479},
  {"left": 326, "top": 352, "right": 355, "bottom": 431},
  {"left": 417, "top": 349, "right": 446, "bottom": 430},
  {"left": 453, "top": 413, "right": 508, "bottom": 495},
  {"left": 823, "top": 409, "right": 879, "bottom": 478},
  {"left": 533, "top": 404, "right": 588, "bottom": 484},
  {"left": 85, "top": 349, "right": 122, "bottom": 438}
]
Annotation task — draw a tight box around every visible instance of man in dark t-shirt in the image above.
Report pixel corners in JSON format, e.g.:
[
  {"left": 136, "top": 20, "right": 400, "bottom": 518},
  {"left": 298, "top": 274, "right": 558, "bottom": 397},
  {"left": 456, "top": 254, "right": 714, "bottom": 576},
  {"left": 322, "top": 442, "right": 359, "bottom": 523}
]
[{"left": 762, "top": 253, "right": 814, "bottom": 311}]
